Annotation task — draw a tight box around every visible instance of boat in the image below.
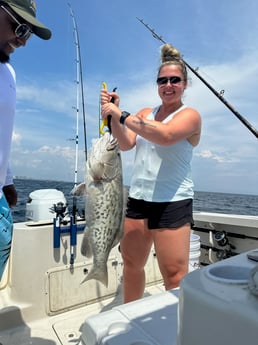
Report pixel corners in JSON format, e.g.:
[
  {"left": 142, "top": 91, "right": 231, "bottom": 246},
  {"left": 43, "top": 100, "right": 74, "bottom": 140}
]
[
  {"left": 193, "top": 211, "right": 258, "bottom": 266},
  {"left": 1, "top": 11, "right": 258, "bottom": 345},
  {"left": 0, "top": 200, "right": 257, "bottom": 344}
]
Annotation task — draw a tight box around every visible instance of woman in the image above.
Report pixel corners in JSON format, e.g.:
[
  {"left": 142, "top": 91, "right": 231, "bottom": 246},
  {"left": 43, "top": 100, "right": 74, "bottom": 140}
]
[{"left": 101, "top": 43, "right": 201, "bottom": 303}]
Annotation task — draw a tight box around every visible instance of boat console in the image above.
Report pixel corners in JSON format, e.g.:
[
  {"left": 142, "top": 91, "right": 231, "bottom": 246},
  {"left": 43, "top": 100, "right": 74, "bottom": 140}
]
[{"left": 80, "top": 249, "right": 258, "bottom": 345}]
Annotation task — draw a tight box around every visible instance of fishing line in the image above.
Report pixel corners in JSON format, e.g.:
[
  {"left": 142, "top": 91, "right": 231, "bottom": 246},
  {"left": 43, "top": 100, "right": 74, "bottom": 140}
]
[{"left": 136, "top": 18, "right": 258, "bottom": 139}]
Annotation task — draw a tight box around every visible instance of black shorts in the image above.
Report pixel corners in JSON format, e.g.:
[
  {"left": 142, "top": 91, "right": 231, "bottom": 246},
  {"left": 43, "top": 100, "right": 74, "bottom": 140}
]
[{"left": 126, "top": 197, "right": 193, "bottom": 230}]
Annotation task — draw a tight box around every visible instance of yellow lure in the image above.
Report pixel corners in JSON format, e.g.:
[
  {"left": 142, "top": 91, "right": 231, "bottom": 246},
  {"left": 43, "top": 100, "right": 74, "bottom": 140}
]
[{"left": 99, "top": 82, "right": 108, "bottom": 135}]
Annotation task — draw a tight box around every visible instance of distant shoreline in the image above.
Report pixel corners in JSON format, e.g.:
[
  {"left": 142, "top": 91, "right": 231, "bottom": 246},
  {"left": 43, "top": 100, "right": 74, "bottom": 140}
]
[{"left": 14, "top": 176, "right": 74, "bottom": 184}]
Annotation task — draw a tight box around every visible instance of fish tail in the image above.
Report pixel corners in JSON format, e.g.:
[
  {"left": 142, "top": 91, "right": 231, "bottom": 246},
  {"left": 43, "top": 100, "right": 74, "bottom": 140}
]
[{"left": 80, "top": 264, "right": 108, "bottom": 287}]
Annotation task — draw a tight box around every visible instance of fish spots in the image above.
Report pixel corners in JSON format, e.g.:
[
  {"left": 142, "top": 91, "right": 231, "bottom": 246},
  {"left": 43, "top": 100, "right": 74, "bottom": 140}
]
[{"left": 80, "top": 133, "right": 124, "bottom": 287}]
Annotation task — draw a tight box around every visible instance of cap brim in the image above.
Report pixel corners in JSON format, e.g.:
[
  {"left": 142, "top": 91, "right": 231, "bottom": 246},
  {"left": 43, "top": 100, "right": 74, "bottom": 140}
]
[{"left": 8, "top": 4, "right": 52, "bottom": 40}]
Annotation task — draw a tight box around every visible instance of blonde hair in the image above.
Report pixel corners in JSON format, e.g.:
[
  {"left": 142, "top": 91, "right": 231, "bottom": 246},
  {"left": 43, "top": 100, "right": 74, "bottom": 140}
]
[{"left": 158, "top": 43, "right": 187, "bottom": 81}]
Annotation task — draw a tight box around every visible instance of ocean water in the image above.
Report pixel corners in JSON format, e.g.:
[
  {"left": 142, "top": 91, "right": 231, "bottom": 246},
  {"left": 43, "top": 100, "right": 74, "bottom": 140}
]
[
  {"left": 12, "top": 178, "right": 85, "bottom": 223},
  {"left": 11, "top": 178, "right": 258, "bottom": 222}
]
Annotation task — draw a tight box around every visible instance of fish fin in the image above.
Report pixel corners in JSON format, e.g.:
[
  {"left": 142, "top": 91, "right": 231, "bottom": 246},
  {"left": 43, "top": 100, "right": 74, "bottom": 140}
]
[
  {"left": 71, "top": 182, "right": 86, "bottom": 196},
  {"left": 122, "top": 185, "right": 129, "bottom": 211},
  {"left": 80, "top": 264, "right": 108, "bottom": 287},
  {"left": 111, "top": 225, "right": 123, "bottom": 249},
  {"left": 111, "top": 185, "right": 128, "bottom": 248},
  {"left": 81, "top": 230, "right": 92, "bottom": 258}
]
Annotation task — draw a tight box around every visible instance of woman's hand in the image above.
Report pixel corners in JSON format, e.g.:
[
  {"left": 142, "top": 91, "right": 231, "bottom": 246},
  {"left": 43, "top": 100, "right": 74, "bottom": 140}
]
[
  {"left": 101, "top": 102, "right": 121, "bottom": 122},
  {"left": 100, "top": 89, "right": 120, "bottom": 106}
]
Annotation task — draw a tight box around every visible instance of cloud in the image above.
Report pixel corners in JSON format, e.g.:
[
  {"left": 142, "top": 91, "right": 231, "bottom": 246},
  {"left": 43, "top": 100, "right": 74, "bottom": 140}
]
[
  {"left": 195, "top": 149, "right": 238, "bottom": 164},
  {"left": 12, "top": 131, "right": 21, "bottom": 145},
  {"left": 16, "top": 80, "right": 76, "bottom": 115},
  {"left": 11, "top": 53, "right": 258, "bottom": 194},
  {"left": 9, "top": 0, "right": 258, "bottom": 195}
]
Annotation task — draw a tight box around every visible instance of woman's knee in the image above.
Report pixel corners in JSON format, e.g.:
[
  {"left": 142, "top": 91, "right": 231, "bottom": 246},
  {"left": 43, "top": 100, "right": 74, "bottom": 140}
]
[{"left": 161, "top": 262, "right": 188, "bottom": 289}]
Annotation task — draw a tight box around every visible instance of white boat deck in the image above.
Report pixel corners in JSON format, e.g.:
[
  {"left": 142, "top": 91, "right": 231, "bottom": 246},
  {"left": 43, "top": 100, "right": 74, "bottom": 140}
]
[
  {"left": 0, "top": 220, "right": 166, "bottom": 345},
  {"left": 1, "top": 212, "right": 258, "bottom": 345},
  {"left": 0, "top": 283, "right": 167, "bottom": 345}
]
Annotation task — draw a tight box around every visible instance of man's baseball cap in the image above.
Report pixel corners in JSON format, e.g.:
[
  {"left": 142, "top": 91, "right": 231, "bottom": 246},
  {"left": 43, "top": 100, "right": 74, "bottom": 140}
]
[{"left": 1, "top": 0, "right": 51, "bottom": 40}]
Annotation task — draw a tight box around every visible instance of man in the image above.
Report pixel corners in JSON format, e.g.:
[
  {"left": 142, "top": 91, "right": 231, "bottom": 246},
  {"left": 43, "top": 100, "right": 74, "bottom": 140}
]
[{"left": 0, "top": 0, "right": 51, "bottom": 280}]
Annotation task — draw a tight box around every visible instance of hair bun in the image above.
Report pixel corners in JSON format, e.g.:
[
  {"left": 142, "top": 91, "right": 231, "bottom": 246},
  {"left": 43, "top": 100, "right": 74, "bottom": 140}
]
[{"left": 161, "top": 43, "right": 182, "bottom": 63}]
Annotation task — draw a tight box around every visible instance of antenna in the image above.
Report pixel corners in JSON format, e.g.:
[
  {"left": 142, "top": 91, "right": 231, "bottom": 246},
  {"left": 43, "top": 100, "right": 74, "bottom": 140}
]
[{"left": 136, "top": 17, "right": 258, "bottom": 139}]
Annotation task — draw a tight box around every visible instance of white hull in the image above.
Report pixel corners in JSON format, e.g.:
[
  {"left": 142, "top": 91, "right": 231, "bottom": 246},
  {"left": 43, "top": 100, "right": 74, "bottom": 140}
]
[
  {"left": 0, "top": 219, "right": 164, "bottom": 344},
  {"left": 0, "top": 212, "right": 257, "bottom": 344},
  {"left": 193, "top": 211, "right": 258, "bottom": 264}
]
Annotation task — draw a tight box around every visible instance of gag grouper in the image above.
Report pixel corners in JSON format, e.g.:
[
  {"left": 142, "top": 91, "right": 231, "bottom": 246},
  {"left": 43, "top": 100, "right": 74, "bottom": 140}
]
[{"left": 75, "top": 132, "right": 124, "bottom": 287}]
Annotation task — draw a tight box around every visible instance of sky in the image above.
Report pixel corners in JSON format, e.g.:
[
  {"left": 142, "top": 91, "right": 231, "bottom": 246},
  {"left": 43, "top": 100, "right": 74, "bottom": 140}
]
[{"left": 8, "top": 0, "right": 258, "bottom": 195}]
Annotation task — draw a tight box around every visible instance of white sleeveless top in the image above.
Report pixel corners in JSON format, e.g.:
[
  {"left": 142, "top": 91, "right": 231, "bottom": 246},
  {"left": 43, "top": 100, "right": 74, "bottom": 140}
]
[
  {"left": 129, "top": 105, "right": 194, "bottom": 202},
  {"left": 0, "top": 63, "right": 16, "bottom": 198}
]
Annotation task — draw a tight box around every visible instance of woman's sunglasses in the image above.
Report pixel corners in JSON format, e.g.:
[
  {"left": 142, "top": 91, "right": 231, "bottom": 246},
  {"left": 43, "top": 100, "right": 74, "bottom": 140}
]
[
  {"left": 156, "top": 76, "right": 182, "bottom": 86},
  {"left": 1, "top": 5, "right": 32, "bottom": 40}
]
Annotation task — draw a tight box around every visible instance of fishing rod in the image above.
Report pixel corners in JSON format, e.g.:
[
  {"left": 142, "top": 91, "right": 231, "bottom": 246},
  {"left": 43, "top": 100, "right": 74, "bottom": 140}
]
[
  {"left": 69, "top": 3, "right": 87, "bottom": 161},
  {"left": 68, "top": 3, "right": 79, "bottom": 265},
  {"left": 68, "top": 3, "right": 79, "bottom": 230},
  {"left": 136, "top": 18, "right": 258, "bottom": 139},
  {"left": 68, "top": 3, "right": 88, "bottom": 264},
  {"left": 75, "top": 14, "right": 87, "bottom": 162}
]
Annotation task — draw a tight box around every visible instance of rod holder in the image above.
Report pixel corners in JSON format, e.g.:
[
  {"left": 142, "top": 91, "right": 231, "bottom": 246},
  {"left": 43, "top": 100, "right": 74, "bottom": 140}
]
[{"left": 53, "top": 218, "right": 85, "bottom": 249}]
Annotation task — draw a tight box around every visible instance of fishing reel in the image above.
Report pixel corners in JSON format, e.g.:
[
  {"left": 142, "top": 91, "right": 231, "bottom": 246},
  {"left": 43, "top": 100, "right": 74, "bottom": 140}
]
[
  {"left": 53, "top": 202, "right": 68, "bottom": 224},
  {"left": 214, "top": 231, "right": 228, "bottom": 247}
]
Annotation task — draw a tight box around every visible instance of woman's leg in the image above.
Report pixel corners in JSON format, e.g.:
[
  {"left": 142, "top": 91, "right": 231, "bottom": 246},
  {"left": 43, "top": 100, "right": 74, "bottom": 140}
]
[
  {"left": 120, "top": 217, "right": 153, "bottom": 303},
  {"left": 153, "top": 223, "right": 191, "bottom": 290}
]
